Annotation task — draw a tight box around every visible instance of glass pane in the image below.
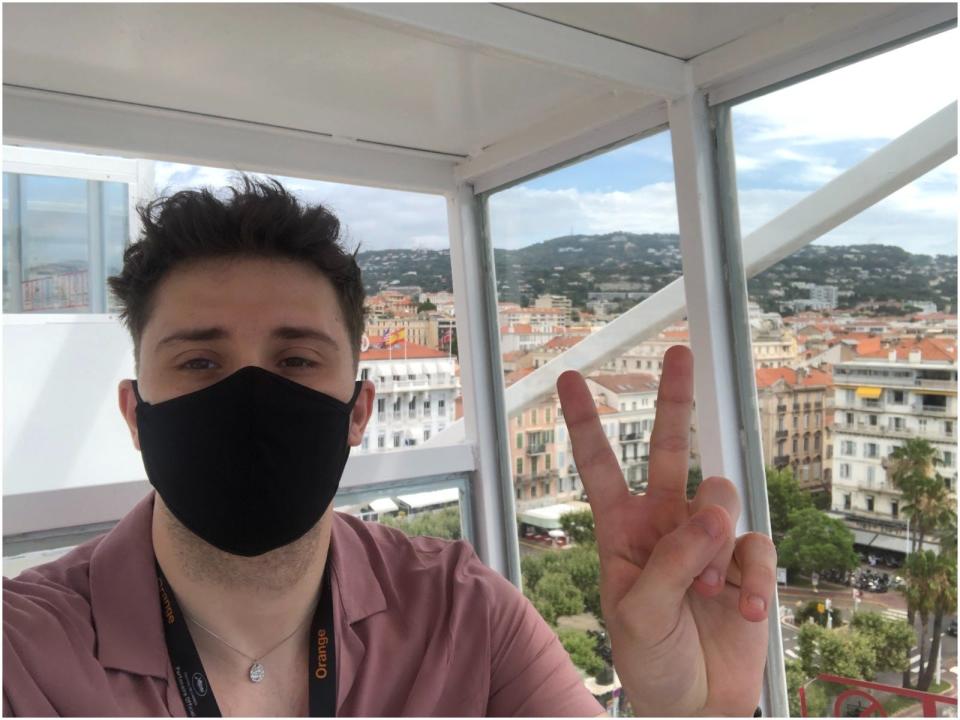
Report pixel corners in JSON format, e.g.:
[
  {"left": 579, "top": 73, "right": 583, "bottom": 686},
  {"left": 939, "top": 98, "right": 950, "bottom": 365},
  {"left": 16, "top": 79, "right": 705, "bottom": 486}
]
[
  {"left": 155, "top": 161, "right": 461, "bottom": 455},
  {"left": 488, "top": 129, "right": 690, "bottom": 712},
  {"left": 18, "top": 174, "right": 90, "bottom": 312},
  {"left": 102, "top": 181, "right": 130, "bottom": 313},
  {"left": 730, "top": 29, "right": 958, "bottom": 714},
  {"left": 334, "top": 478, "right": 468, "bottom": 542},
  {"left": 2, "top": 173, "right": 19, "bottom": 312}
]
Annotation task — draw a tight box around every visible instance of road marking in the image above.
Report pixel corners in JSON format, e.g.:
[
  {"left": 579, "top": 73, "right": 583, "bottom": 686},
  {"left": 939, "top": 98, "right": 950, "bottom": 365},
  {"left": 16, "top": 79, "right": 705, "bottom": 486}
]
[
  {"left": 883, "top": 608, "right": 909, "bottom": 619},
  {"left": 910, "top": 654, "right": 922, "bottom": 664},
  {"left": 950, "top": 666, "right": 958, "bottom": 675}
]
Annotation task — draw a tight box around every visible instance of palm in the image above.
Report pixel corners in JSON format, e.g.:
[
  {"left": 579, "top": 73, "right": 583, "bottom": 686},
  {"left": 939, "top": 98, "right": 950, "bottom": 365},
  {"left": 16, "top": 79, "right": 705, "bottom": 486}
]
[{"left": 557, "top": 346, "right": 775, "bottom": 716}]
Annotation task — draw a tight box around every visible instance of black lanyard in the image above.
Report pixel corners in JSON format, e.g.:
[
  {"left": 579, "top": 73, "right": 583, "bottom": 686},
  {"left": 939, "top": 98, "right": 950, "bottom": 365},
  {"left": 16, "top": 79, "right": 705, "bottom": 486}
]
[{"left": 156, "top": 562, "right": 337, "bottom": 717}]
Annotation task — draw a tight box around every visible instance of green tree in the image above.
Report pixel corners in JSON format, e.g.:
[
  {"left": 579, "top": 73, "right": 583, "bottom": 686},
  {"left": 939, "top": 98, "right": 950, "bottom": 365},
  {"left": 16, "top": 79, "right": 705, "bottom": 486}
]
[
  {"left": 765, "top": 466, "right": 813, "bottom": 538},
  {"left": 686, "top": 466, "right": 703, "bottom": 499},
  {"left": 849, "top": 612, "right": 915, "bottom": 674},
  {"left": 416, "top": 300, "right": 436, "bottom": 313},
  {"left": 521, "top": 545, "right": 602, "bottom": 621},
  {"left": 380, "top": 506, "right": 461, "bottom": 540},
  {"left": 557, "top": 629, "right": 605, "bottom": 678},
  {"left": 786, "top": 659, "right": 828, "bottom": 718},
  {"left": 903, "top": 551, "right": 958, "bottom": 691},
  {"left": 560, "top": 509, "right": 596, "bottom": 546},
  {"left": 797, "top": 623, "right": 877, "bottom": 680},
  {"left": 528, "top": 571, "right": 584, "bottom": 625},
  {"left": 887, "top": 439, "right": 955, "bottom": 554},
  {"left": 778, "top": 508, "right": 859, "bottom": 577}
]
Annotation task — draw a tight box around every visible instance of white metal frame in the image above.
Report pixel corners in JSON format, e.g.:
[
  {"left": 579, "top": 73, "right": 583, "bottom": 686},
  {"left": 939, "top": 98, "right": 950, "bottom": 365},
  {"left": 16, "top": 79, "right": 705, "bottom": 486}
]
[{"left": 4, "top": 7, "right": 957, "bottom": 716}]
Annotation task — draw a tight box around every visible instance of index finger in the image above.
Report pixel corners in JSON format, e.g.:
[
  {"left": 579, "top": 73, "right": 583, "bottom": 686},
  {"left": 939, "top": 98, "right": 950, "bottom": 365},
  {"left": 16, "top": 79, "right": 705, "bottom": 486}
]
[
  {"left": 647, "top": 345, "right": 694, "bottom": 500},
  {"left": 557, "top": 369, "right": 629, "bottom": 517}
]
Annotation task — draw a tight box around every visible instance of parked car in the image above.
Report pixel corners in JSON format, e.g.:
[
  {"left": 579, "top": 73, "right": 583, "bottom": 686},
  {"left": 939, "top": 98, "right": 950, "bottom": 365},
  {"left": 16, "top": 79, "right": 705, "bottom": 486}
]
[{"left": 948, "top": 618, "right": 957, "bottom": 637}]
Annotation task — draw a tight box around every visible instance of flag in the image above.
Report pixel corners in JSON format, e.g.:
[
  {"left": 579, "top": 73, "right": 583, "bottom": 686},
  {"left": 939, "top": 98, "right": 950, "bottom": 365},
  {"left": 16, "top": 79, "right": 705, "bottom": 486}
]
[
  {"left": 383, "top": 328, "right": 406, "bottom": 347},
  {"left": 441, "top": 329, "right": 453, "bottom": 346}
]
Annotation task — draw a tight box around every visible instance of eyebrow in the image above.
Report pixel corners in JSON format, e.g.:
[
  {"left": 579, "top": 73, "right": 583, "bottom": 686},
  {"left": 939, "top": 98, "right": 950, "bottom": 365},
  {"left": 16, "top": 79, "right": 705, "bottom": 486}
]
[{"left": 155, "top": 326, "right": 340, "bottom": 351}]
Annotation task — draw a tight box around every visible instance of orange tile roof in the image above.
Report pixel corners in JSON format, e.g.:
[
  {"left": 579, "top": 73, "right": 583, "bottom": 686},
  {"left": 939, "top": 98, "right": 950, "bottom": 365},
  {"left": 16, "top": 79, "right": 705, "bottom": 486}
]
[
  {"left": 755, "top": 367, "right": 795, "bottom": 389},
  {"left": 505, "top": 367, "right": 535, "bottom": 387},
  {"left": 501, "top": 323, "right": 536, "bottom": 334},
  {"left": 858, "top": 337, "right": 958, "bottom": 362},
  {"left": 589, "top": 373, "right": 659, "bottom": 393},
  {"left": 544, "top": 335, "right": 588, "bottom": 351},
  {"left": 597, "top": 404, "right": 618, "bottom": 415},
  {"left": 361, "top": 339, "right": 447, "bottom": 360}
]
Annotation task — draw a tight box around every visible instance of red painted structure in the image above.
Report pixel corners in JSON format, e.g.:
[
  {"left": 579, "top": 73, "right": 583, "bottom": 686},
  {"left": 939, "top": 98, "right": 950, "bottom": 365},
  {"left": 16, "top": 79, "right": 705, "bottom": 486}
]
[{"left": 798, "top": 673, "right": 957, "bottom": 717}]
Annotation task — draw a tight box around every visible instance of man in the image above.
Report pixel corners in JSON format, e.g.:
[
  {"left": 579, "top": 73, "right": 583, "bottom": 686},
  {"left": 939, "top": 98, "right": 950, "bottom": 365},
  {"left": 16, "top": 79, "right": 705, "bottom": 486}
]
[{"left": 3, "top": 177, "right": 776, "bottom": 716}]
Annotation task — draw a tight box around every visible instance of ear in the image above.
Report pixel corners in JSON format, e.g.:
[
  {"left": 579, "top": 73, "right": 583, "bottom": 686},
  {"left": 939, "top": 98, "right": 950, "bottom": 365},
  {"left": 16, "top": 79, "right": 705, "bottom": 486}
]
[
  {"left": 347, "top": 379, "right": 376, "bottom": 446},
  {"left": 118, "top": 379, "right": 142, "bottom": 451}
]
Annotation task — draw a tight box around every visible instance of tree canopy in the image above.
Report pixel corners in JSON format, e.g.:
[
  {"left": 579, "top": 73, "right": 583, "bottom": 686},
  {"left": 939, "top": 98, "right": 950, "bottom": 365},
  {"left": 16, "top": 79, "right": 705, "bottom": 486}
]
[
  {"left": 765, "top": 466, "right": 814, "bottom": 538},
  {"left": 559, "top": 509, "right": 596, "bottom": 546},
  {"left": 380, "top": 506, "right": 461, "bottom": 540},
  {"left": 777, "top": 508, "right": 859, "bottom": 576}
]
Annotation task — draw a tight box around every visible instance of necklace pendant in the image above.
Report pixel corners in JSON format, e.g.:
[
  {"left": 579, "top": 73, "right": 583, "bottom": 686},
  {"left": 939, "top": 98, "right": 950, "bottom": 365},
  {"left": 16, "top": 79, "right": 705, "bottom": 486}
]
[{"left": 249, "top": 662, "right": 265, "bottom": 683}]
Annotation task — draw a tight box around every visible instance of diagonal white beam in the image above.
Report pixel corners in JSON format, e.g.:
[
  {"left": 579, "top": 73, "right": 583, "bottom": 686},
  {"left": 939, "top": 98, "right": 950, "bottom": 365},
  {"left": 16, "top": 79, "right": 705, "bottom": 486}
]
[
  {"left": 429, "top": 101, "right": 957, "bottom": 444},
  {"left": 338, "top": 3, "right": 688, "bottom": 98}
]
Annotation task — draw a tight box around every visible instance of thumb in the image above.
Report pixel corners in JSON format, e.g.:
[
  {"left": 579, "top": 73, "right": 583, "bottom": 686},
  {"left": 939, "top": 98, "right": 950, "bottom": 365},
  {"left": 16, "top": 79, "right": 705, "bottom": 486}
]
[{"left": 618, "top": 507, "right": 731, "bottom": 638}]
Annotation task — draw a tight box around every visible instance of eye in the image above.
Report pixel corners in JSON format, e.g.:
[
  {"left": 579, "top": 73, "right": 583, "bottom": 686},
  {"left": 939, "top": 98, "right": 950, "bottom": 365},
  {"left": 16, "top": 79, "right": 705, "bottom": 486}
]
[
  {"left": 280, "top": 356, "right": 319, "bottom": 369},
  {"left": 180, "top": 358, "right": 219, "bottom": 371}
]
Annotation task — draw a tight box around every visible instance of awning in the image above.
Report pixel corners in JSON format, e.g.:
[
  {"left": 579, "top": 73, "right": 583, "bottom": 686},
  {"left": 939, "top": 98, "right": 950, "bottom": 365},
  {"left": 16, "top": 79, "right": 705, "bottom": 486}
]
[
  {"left": 396, "top": 487, "right": 460, "bottom": 510},
  {"left": 855, "top": 387, "right": 883, "bottom": 399},
  {"left": 518, "top": 501, "right": 591, "bottom": 530},
  {"left": 368, "top": 498, "right": 399, "bottom": 514}
]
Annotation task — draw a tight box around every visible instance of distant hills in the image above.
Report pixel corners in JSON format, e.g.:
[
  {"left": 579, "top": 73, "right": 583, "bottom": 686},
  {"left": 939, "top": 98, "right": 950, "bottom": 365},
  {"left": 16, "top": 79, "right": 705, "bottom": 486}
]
[{"left": 357, "top": 232, "right": 957, "bottom": 314}]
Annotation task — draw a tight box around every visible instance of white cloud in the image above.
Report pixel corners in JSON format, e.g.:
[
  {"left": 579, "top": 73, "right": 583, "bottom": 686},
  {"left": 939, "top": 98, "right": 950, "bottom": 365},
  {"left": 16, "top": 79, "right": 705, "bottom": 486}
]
[
  {"left": 488, "top": 182, "right": 679, "bottom": 249},
  {"left": 736, "top": 29, "right": 958, "bottom": 145}
]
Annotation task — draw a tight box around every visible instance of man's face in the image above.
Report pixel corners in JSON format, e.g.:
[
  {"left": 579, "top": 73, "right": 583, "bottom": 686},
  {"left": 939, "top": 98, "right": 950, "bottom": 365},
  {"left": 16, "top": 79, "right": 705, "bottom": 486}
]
[{"left": 118, "top": 256, "right": 373, "bottom": 450}]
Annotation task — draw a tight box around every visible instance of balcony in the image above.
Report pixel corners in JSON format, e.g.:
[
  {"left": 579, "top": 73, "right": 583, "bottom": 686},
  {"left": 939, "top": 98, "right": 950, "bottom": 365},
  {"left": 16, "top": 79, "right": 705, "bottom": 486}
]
[
  {"left": 776, "top": 405, "right": 788, "bottom": 413},
  {"left": 775, "top": 429, "right": 789, "bottom": 439},
  {"left": 773, "top": 455, "right": 791, "bottom": 467},
  {"left": 619, "top": 432, "right": 643, "bottom": 442},
  {"left": 525, "top": 443, "right": 548, "bottom": 456},
  {"left": 920, "top": 403, "right": 947, "bottom": 414}
]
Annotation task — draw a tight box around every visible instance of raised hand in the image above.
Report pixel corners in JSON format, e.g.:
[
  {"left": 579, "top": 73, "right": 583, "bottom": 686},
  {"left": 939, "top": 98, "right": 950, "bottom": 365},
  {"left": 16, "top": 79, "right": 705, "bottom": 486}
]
[{"left": 556, "top": 345, "right": 776, "bottom": 717}]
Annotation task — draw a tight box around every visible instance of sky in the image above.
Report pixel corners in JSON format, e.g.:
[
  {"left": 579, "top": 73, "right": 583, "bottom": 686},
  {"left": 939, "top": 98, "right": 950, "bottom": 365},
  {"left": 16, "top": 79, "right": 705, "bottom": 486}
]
[{"left": 154, "top": 28, "right": 958, "bottom": 257}]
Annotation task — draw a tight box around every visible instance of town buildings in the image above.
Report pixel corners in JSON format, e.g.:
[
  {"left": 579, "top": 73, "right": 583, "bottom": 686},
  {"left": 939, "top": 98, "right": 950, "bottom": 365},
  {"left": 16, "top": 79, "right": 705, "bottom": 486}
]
[{"left": 829, "top": 337, "right": 958, "bottom": 552}]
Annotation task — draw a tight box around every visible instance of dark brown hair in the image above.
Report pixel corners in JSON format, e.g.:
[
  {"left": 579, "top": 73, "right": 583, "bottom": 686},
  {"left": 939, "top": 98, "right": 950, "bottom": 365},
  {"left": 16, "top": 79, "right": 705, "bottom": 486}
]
[{"left": 108, "top": 175, "right": 366, "bottom": 370}]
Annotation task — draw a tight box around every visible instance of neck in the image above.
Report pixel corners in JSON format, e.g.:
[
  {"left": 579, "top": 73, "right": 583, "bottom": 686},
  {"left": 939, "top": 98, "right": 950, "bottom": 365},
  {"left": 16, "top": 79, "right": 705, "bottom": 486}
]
[{"left": 152, "top": 495, "right": 333, "bottom": 660}]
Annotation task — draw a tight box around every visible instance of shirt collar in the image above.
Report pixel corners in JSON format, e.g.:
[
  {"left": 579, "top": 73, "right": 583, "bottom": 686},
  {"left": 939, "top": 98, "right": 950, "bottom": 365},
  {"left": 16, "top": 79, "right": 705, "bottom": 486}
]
[{"left": 88, "top": 492, "right": 387, "bottom": 680}]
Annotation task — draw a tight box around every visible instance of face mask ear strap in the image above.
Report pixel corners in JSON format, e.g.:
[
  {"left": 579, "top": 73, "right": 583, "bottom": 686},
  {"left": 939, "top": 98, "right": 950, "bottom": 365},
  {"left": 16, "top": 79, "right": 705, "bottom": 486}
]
[
  {"left": 131, "top": 379, "right": 145, "bottom": 405},
  {"left": 348, "top": 380, "right": 363, "bottom": 409}
]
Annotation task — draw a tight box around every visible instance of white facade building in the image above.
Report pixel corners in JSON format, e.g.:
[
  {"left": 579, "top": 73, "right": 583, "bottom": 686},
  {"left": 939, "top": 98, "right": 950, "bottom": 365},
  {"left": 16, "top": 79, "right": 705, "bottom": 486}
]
[
  {"left": 357, "top": 343, "right": 461, "bottom": 453},
  {"left": 830, "top": 345, "right": 957, "bottom": 553}
]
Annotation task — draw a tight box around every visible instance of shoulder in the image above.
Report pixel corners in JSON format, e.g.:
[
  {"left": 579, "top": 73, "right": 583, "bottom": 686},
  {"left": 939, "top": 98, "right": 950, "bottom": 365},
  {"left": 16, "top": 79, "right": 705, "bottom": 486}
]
[
  {"left": 3, "top": 539, "right": 103, "bottom": 673},
  {"left": 334, "top": 511, "right": 497, "bottom": 580}
]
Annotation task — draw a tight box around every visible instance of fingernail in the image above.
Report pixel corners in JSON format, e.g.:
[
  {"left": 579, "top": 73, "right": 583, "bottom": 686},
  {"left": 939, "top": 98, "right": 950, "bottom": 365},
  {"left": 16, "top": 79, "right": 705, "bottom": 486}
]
[
  {"left": 692, "top": 511, "right": 722, "bottom": 539},
  {"left": 748, "top": 595, "right": 766, "bottom": 611},
  {"left": 701, "top": 568, "right": 721, "bottom": 586}
]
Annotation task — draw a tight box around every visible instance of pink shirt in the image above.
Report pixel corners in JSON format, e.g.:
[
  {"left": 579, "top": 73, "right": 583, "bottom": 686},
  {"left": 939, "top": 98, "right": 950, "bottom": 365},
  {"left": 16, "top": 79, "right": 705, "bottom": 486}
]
[{"left": 3, "top": 494, "right": 602, "bottom": 717}]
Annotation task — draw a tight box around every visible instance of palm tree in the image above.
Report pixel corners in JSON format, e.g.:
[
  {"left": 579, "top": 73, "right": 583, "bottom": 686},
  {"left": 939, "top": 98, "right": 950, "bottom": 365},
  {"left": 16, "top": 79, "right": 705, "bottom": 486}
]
[
  {"left": 887, "top": 439, "right": 955, "bottom": 554},
  {"left": 902, "top": 551, "right": 936, "bottom": 689},
  {"left": 916, "top": 552, "right": 957, "bottom": 691}
]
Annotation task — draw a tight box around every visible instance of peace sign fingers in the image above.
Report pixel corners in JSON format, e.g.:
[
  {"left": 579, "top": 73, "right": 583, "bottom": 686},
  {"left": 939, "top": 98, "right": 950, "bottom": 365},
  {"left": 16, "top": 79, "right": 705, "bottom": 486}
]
[{"left": 646, "top": 345, "right": 695, "bottom": 502}]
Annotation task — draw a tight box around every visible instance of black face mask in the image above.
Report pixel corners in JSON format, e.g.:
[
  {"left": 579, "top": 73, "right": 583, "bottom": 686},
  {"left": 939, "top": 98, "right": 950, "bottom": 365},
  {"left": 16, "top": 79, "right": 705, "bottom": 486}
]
[{"left": 132, "top": 366, "right": 363, "bottom": 557}]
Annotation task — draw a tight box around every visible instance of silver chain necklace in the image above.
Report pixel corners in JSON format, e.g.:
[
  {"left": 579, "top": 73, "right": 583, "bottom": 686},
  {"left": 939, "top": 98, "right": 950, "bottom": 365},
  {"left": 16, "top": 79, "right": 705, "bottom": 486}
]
[{"left": 183, "top": 609, "right": 314, "bottom": 684}]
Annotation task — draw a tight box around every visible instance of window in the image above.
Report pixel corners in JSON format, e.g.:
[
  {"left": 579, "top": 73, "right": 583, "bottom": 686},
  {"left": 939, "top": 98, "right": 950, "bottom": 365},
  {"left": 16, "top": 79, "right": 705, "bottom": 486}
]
[
  {"left": 377, "top": 433, "right": 386, "bottom": 449},
  {"left": 792, "top": 437, "right": 798, "bottom": 453},
  {"left": 842, "top": 441, "right": 856, "bottom": 456},
  {"left": 3, "top": 170, "right": 138, "bottom": 314},
  {"left": 393, "top": 432, "right": 402, "bottom": 448},
  {"left": 408, "top": 397, "right": 417, "bottom": 418},
  {"left": 531, "top": 409, "right": 537, "bottom": 424},
  {"left": 545, "top": 407, "right": 552, "bottom": 423},
  {"left": 868, "top": 414, "right": 878, "bottom": 427},
  {"left": 361, "top": 434, "right": 369, "bottom": 450},
  {"left": 377, "top": 398, "right": 386, "bottom": 422},
  {"left": 814, "top": 433, "right": 821, "bottom": 451},
  {"left": 845, "top": 412, "right": 854, "bottom": 425},
  {"left": 423, "top": 399, "right": 431, "bottom": 417},
  {"left": 438, "top": 399, "right": 446, "bottom": 417},
  {"left": 946, "top": 420, "right": 954, "bottom": 436},
  {"left": 891, "top": 500, "right": 899, "bottom": 519},
  {"left": 865, "top": 443, "right": 878, "bottom": 459},
  {"left": 944, "top": 451, "right": 954, "bottom": 467},
  {"left": 892, "top": 390, "right": 905, "bottom": 404},
  {"left": 843, "top": 493, "right": 852, "bottom": 510},
  {"left": 516, "top": 433, "right": 523, "bottom": 449},
  {"left": 866, "top": 496, "right": 875, "bottom": 512},
  {"left": 545, "top": 454, "right": 551, "bottom": 470},
  {"left": 803, "top": 435, "right": 809, "bottom": 451},
  {"left": 516, "top": 458, "right": 523, "bottom": 475},
  {"left": 840, "top": 463, "right": 851, "bottom": 479},
  {"left": 867, "top": 466, "right": 875, "bottom": 484},
  {"left": 423, "top": 429, "right": 431, "bottom": 442},
  {"left": 777, "top": 415, "right": 785, "bottom": 431}
]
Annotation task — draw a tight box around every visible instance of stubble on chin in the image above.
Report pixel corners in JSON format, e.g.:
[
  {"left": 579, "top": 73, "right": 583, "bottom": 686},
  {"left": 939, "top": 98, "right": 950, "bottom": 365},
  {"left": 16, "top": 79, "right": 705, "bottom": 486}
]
[{"left": 158, "top": 500, "right": 326, "bottom": 594}]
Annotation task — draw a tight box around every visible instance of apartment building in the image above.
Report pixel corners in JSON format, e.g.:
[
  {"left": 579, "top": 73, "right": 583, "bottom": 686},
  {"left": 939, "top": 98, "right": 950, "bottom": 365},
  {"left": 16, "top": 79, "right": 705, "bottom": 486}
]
[
  {"left": 756, "top": 367, "right": 833, "bottom": 492},
  {"left": 365, "top": 316, "right": 440, "bottom": 350},
  {"left": 830, "top": 338, "right": 958, "bottom": 552},
  {"left": 584, "top": 374, "right": 659, "bottom": 488},
  {"left": 357, "top": 341, "right": 460, "bottom": 453}
]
